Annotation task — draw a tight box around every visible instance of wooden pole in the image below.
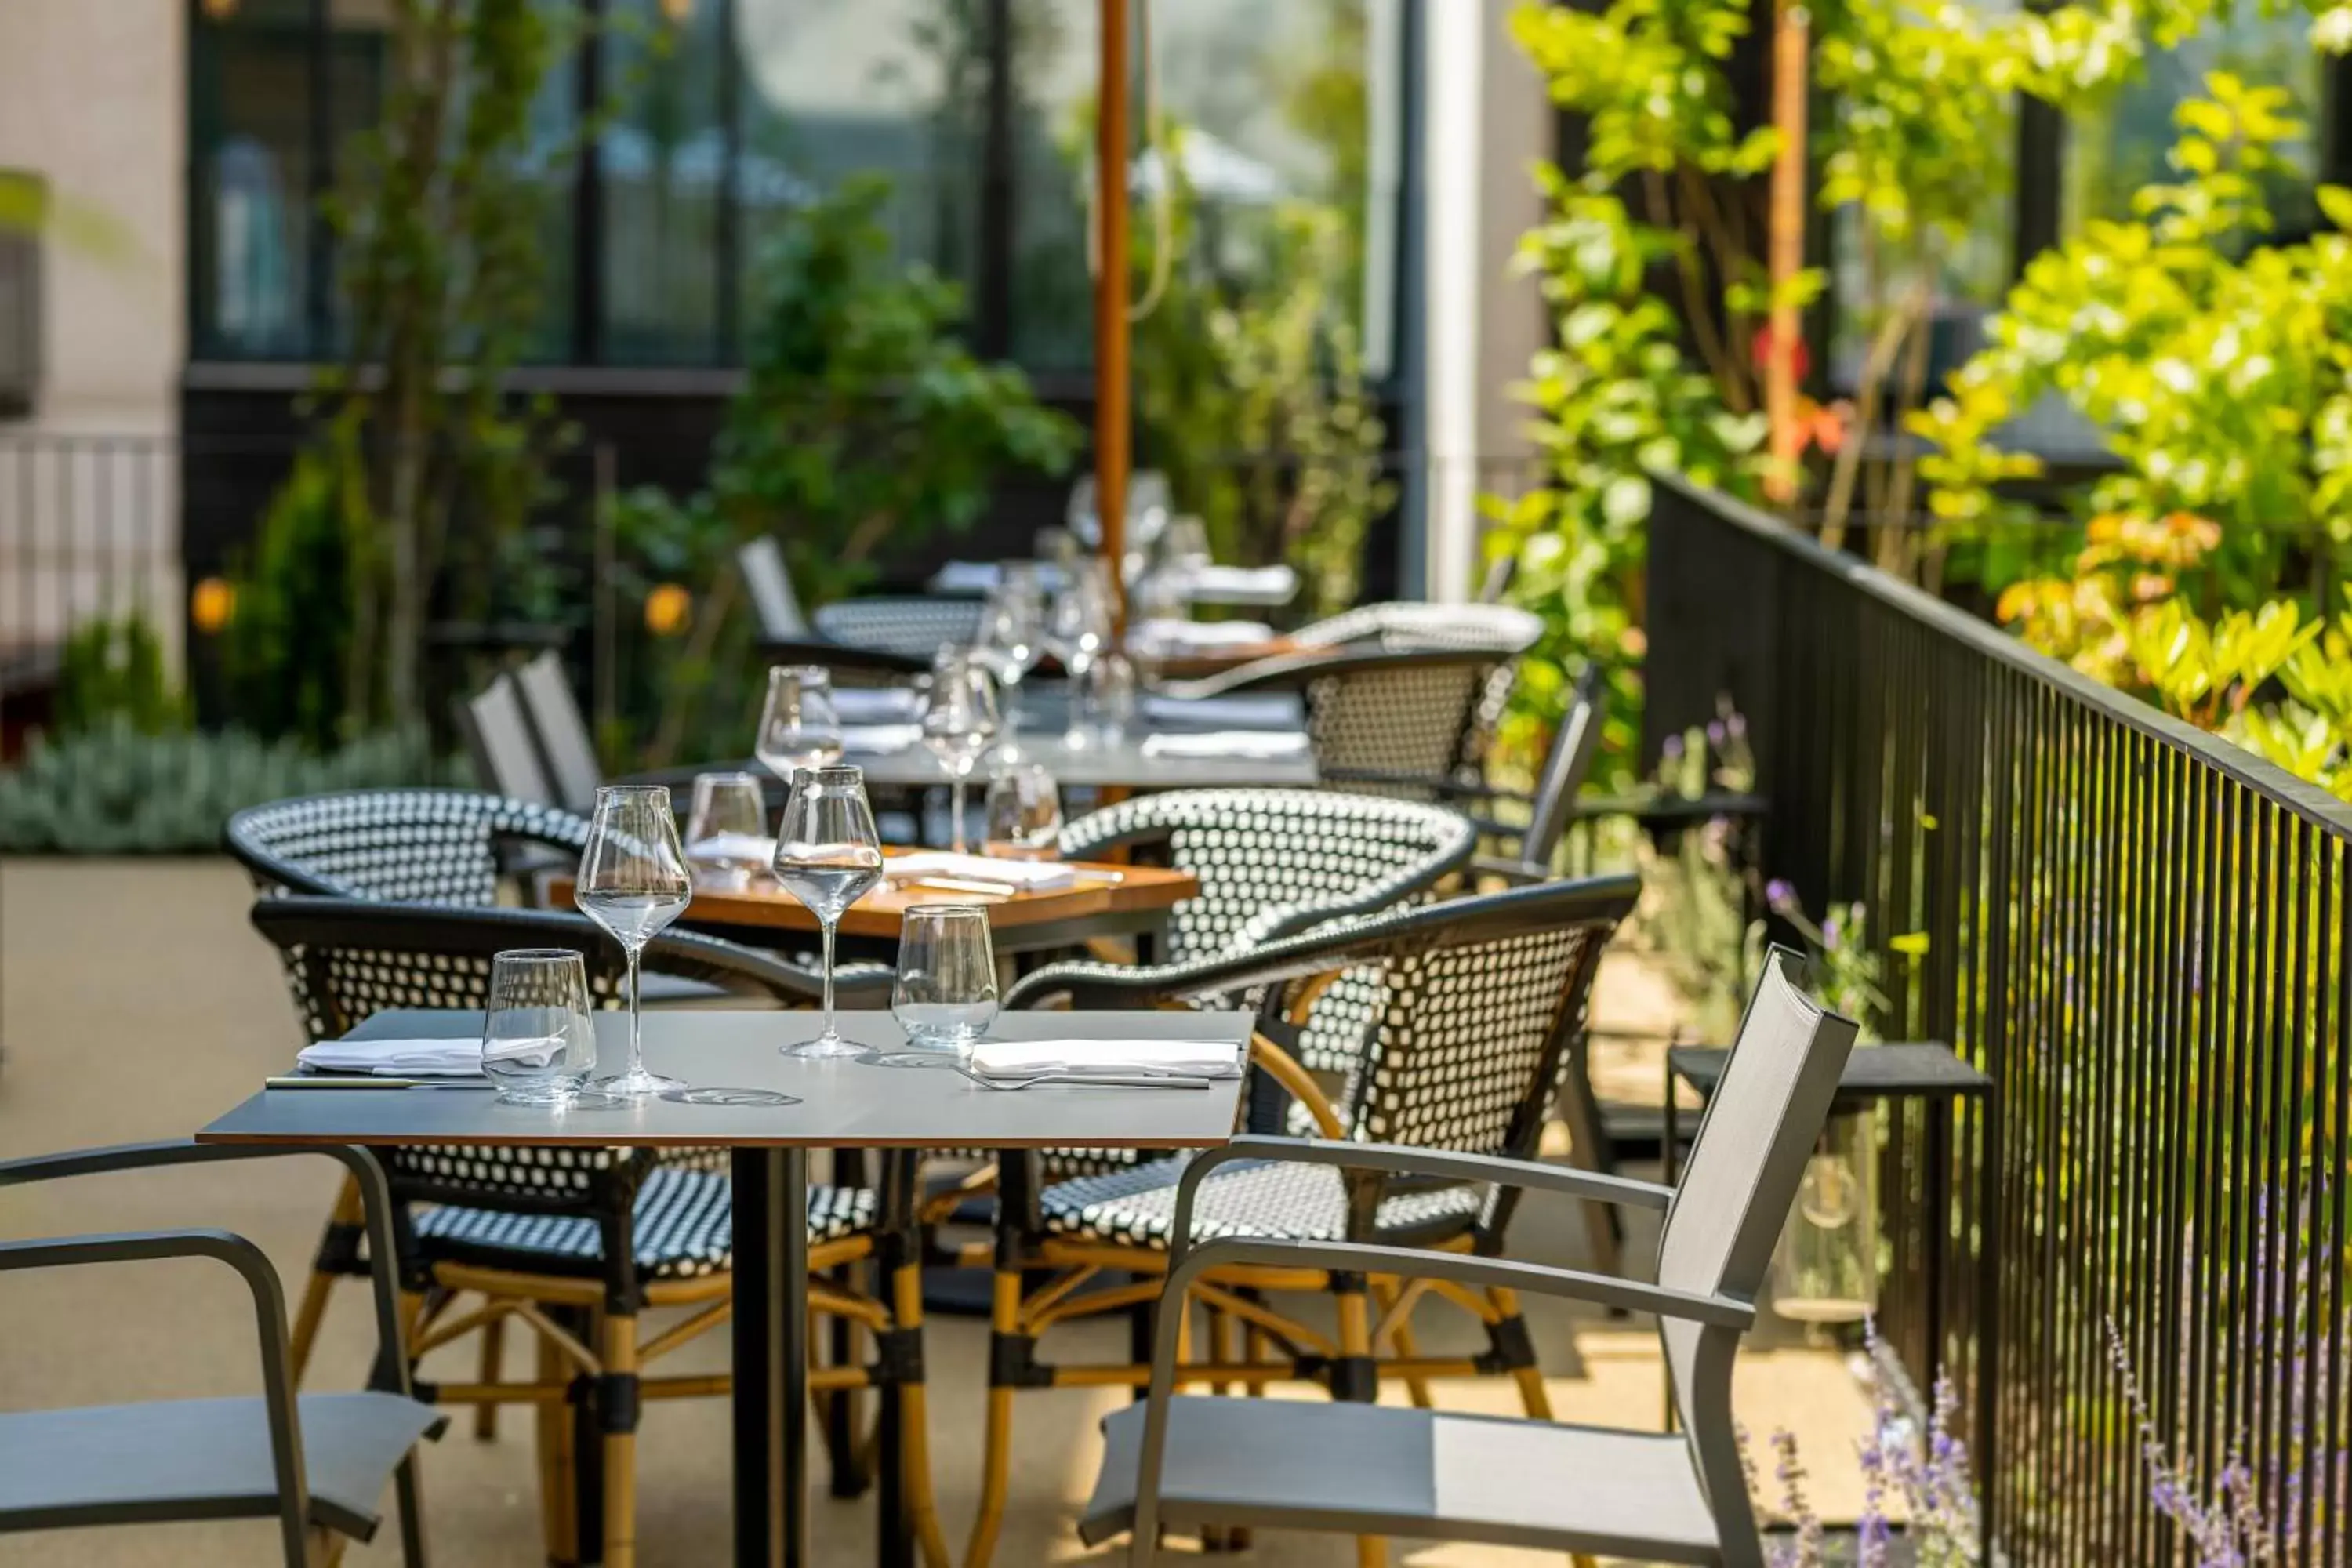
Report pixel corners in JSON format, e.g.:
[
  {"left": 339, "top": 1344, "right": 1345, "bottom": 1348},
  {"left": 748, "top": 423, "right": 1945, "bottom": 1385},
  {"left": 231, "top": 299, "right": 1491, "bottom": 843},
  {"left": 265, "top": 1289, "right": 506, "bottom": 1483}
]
[
  {"left": 1095, "top": 0, "right": 1132, "bottom": 633},
  {"left": 1764, "top": 0, "right": 1809, "bottom": 505}
]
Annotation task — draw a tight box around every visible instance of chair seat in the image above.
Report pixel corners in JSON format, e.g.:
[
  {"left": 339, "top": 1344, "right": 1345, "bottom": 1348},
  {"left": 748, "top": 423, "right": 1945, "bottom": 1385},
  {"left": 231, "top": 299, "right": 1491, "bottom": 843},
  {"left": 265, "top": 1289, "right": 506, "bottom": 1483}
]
[
  {"left": 1041, "top": 1156, "right": 1485, "bottom": 1250},
  {"left": 413, "top": 1168, "right": 877, "bottom": 1281},
  {"left": 1080, "top": 1396, "right": 1722, "bottom": 1563},
  {"left": 0, "top": 1392, "right": 444, "bottom": 1541}
]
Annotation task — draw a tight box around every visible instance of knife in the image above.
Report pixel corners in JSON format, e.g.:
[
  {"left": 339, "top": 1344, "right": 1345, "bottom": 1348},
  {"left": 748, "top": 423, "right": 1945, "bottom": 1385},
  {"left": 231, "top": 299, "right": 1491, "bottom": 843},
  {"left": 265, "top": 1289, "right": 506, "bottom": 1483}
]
[{"left": 267, "top": 1076, "right": 497, "bottom": 1091}]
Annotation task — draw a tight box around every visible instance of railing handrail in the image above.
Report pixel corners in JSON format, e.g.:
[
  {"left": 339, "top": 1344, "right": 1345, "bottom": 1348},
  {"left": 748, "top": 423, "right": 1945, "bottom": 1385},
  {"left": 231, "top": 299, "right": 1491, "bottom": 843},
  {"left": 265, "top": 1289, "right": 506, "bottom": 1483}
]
[{"left": 1654, "top": 470, "right": 2352, "bottom": 837}]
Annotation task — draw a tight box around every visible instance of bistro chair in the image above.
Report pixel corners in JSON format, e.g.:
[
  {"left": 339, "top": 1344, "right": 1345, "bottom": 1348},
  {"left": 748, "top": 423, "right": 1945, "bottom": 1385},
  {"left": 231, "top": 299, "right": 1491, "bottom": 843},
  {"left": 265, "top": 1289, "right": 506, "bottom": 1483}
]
[
  {"left": 511, "top": 652, "right": 604, "bottom": 815},
  {"left": 0, "top": 1139, "right": 441, "bottom": 1567},
  {"left": 226, "top": 787, "right": 590, "bottom": 908},
  {"left": 245, "top": 895, "right": 934, "bottom": 1568},
  {"left": 455, "top": 672, "right": 561, "bottom": 808},
  {"left": 739, "top": 535, "right": 811, "bottom": 641},
  {"left": 1081, "top": 949, "right": 1859, "bottom": 1568},
  {"left": 811, "top": 596, "right": 985, "bottom": 664},
  {"left": 1458, "top": 661, "right": 1610, "bottom": 882},
  {"left": 1292, "top": 601, "right": 1542, "bottom": 786},
  {"left": 961, "top": 876, "right": 1639, "bottom": 1568}
]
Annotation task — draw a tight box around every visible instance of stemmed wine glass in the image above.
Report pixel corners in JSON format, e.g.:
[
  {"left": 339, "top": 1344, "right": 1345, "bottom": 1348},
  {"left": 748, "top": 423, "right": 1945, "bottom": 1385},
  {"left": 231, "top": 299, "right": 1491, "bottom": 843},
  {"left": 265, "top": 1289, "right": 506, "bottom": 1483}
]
[
  {"left": 771, "top": 766, "right": 886, "bottom": 1058},
  {"left": 1043, "top": 561, "right": 1111, "bottom": 745},
  {"left": 574, "top": 784, "right": 693, "bottom": 1097},
  {"left": 971, "top": 568, "right": 1044, "bottom": 742},
  {"left": 756, "top": 666, "right": 845, "bottom": 783},
  {"left": 920, "top": 651, "right": 1000, "bottom": 855},
  {"left": 684, "top": 771, "right": 771, "bottom": 890}
]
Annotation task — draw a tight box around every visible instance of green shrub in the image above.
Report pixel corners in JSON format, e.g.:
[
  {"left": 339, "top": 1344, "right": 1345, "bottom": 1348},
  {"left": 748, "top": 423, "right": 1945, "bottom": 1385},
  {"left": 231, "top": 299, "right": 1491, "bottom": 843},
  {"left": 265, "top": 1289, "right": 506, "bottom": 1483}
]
[
  {"left": 223, "top": 445, "right": 368, "bottom": 750},
  {"left": 0, "top": 720, "right": 451, "bottom": 854},
  {"left": 54, "top": 613, "right": 188, "bottom": 735}
]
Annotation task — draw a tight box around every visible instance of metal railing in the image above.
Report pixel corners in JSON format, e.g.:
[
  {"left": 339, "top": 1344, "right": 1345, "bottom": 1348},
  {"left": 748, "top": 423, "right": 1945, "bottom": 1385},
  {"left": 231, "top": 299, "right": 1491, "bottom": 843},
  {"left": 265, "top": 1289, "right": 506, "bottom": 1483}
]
[{"left": 1645, "top": 473, "right": 2352, "bottom": 1564}]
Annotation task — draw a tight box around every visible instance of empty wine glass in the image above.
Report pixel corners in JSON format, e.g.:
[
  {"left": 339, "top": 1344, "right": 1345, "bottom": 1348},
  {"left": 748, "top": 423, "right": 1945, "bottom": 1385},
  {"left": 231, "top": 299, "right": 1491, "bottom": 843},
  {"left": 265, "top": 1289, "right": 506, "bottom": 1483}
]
[
  {"left": 1044, "top": 560, "right": 1111, "bottom": 742},
  {"left": 983, "top": 764, "right": 1062, "bottom": 860},
  {"left": 771, "top": 765, "right": 886, "bottom": 1058},
  {"left": 756, "top": 666, "right": 845, "bottom": 782},
  {"left": 920, "top": 651, "right": 1000, "bottom": 855},
  {"left": 684, "top": 772, "right": 771, "bottom": 890},
  {"left": 971, "top": 568, "right": 1045, "bottom": 739},
  {"left": 575, "top": 784, "right": 693, "bottom": 1097},
  {"left": 877, "top": 904, "right": 1000, "bottom": 1067},
  {"left": 481, "top": 949, "right": 594, "bottom": 1105}
]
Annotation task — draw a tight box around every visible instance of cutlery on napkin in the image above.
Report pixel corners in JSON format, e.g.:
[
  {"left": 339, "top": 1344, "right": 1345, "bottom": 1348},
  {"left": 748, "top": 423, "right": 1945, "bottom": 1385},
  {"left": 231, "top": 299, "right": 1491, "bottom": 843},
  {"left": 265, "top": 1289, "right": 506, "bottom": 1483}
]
[
  {"left": 966, "top": 1037, "right": 1243, "bottom": 1080},
  {"left": 295, "top": 1036, "right": 486, "bottom": 1078},
  {"left": 1132, "top": 619, "right": 1276, "bottom": 652},
  {"left": 1138, "top": 731, "right": 1312, "bottom": 761}
]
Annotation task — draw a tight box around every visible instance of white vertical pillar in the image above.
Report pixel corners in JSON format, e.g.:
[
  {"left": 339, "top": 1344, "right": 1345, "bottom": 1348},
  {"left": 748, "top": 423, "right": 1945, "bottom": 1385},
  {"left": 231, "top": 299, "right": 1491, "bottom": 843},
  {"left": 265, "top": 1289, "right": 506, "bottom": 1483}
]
[{"left": 1420, "top": 0, "right": 1483, "bottom": 604}]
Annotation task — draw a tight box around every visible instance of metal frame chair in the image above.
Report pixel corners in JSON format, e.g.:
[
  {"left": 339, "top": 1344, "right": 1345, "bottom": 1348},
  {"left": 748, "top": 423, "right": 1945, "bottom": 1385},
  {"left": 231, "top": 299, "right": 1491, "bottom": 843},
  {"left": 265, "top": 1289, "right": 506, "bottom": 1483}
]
[
  {"left": 1081, "top": 949, "right": 1858, "bottom": 1567},
  {"left": 739, "top": 535, "right": 811, "bottom": 640},
  {"left": 0, "top": 1140, "right": 441, "bottom": 1567},
  {"left": 245, "top": 895, "right": 933, "bottom": 1568},
  {"left": 225, "top": 789, "right": 592, "bottom": 908},
  {"left": 960, "top": 876, "right": 1639, "bottom": 1567},
  {"left": 454, "top": 673, "right": 561, "bottom": 807},
  {"left": 510, "top": 652, "right": 604, "bottom": 815}
]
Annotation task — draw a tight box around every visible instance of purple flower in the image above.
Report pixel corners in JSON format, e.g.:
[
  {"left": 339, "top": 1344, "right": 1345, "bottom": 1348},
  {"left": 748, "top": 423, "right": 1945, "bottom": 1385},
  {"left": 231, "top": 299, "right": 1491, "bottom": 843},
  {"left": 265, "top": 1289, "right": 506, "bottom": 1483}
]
[
  {"left": 1661, "top": 733, "right": 1686, "bottom": 760},
  {"left": 1766, "top": 878, "right": 1797, "bottom": 912},
  {"left": 1820, "top": 913, "right": 1842, "bottom": 946},
  {"left": 1708, "top": 720, "right": 1727, "bottom": 746}
]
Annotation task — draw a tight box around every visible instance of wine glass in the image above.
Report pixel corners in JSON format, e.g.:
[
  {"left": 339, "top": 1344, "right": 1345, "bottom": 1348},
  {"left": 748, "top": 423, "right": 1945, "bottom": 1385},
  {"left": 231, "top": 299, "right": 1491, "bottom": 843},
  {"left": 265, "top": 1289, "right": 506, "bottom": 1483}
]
[
  {"left": 684, "top": 771, "right": 771, "bottom": 890},
  {"left": 920, "top": 651, "right": 1000, "bottom": 855},
  {"left": 756, "top": 666, "right": 845, "bottom": 782},
  {"left": 575, "top": 784, "right": 693, "bottom": 1097},
  {"left": 481, "top": 949, "right": 595, "bottom": 1105},
  {"left": 772, "top": 765, "right": 886, "bottom": 1058},
  {"left": 1044, "top": 560, "right": 1111, "bottom": 742},
  {"left": 983, "top": 764, "right": 1062, "bottom": 860},
  {"left": 877, "top": 904, "right": 1000, "bottom": 1068},
  {"left": 971, "top": 568, "right": 1045, "bottom": 739}
]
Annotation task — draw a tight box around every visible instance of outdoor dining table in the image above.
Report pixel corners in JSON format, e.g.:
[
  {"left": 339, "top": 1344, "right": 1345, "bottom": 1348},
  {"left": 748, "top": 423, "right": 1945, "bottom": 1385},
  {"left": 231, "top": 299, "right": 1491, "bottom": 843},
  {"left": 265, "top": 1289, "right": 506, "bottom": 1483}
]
[
  {"left": 839, "top": 686, "right": 1319, "bottom": 791},
  {"left": 195, "top": 1006, "right": 1252, "bottom": 1568}
]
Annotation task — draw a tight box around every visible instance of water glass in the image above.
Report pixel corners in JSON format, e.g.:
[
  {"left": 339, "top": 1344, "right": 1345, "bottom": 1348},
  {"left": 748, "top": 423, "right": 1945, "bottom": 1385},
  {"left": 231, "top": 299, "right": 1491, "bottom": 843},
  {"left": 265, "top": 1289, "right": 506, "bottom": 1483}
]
[
  {"left": 482, "top": 949, "right": 594, "bottom": 1105},
  {"left": 983, "top": 765, "right": 1062, "bottom": 860},
  {"left": 920, "top": 650, "right": 1001, "bottom": 854},
  {"left": 772, "top": 765, "right": 886, "bottom": 1057},
  {"left": 575, "top": 784, "right": 693, "bottom": 1097},
  {"left": 685, "top": 771, "right": 771, "bottom": 890},
  {"left": 887, "top": 904, "right": 999, "bottom": 1062},
  {"left": 756, "top": 665, "right": 845, "bottom": 782}
]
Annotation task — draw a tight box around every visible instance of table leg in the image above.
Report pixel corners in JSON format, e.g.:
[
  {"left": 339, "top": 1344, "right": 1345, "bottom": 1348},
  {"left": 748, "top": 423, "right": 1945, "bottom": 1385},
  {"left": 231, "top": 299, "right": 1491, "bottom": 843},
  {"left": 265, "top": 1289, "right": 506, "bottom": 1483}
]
[{"left": 734, "top": 1148, "right": 811, "bottom": 1568}]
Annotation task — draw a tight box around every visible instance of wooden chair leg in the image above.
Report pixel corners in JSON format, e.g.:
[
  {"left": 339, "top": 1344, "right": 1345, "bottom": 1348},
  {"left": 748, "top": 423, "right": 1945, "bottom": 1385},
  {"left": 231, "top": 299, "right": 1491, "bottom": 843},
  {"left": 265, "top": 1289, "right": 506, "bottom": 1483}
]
[
  {"left": 963, "top": 1269, "right": 1024, "bottom": 1568},
  {"left": 1484, "top": 1285, "right": 1553, "bottom": 1421},
  {"left": 1370, "top": 1278, "right": 1434, "bottom": 1410},
  {"left": 601, "top": 1311, "right": 639, "bottom": 1568},
  {"left": 291, "top": 1176, "right": 367, "bottom": 1383},
  {"left": 474, "top": 1312, "right": 506, "bottom": 1440},
  {"left": 535, "top": 1327, "right": 579, "bottom": 1565},
  {"left": 1334, "top": 1282, "right": 1386, "bottom": 1567},
  {"left": 890, "top": 1261, "right": 950, "bottom": 1567}
]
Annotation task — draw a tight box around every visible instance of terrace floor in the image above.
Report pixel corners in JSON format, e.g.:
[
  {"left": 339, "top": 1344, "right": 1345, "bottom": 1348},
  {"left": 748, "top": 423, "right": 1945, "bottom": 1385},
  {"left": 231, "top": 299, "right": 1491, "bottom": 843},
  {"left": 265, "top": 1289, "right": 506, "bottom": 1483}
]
[{"left": 0, "top": 857, "right": 1875, "bottom": 1566}]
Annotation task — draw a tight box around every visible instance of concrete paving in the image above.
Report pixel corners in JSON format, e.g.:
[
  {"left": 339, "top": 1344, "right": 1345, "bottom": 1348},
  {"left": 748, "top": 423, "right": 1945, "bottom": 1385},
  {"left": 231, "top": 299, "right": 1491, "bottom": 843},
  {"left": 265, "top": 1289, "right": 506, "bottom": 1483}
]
[{"left": 0, "top": 857, "right": 1874, "bottom": 1566}]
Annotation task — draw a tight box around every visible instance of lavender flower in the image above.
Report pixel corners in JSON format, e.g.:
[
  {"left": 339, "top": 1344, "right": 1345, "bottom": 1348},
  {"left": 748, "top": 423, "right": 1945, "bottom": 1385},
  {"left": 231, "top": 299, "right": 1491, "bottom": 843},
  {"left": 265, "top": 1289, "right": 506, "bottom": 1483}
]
[
  {"left": 1661, "top": 733, "right": 1686, "bottom": 760},
  {"left": 1766, "top": 877, "right": 1797, "bottom": 913}
]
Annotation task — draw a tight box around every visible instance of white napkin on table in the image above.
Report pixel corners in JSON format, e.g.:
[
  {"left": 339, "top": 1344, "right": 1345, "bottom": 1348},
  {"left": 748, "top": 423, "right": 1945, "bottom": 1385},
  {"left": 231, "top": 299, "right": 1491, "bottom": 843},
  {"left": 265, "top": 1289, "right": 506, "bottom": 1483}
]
[
  {"left": 1141, "top": 693, "right": 1299, "bottom": 731},
  {"left": 842, "top": 724, "right": 924, "bottom": 754},
  {"left": 1133, "top": 618, "right": 1275, "bottom": 652},
  {"left": 931, "top": 561, "right": 1004, "bottom": 594},
  {"left": 831, "top": 688, "right": 924, "bottom": 724},
  {"left": 685, "top": 830, "right": 775, "bottom": 865},
  {"left": 968, "top": 1037, "right": 1243, "bottom": 1079},
  {"left": 1169, "top": 564, "right": 1298, "bottom": 600},
  {"left": 885, "top": 851, "right": 1076, "bottom": 891},
  {"left": 1141, "top": 731, "right": 1312, "bottom": 760},
  {"left": 296, "top": 1036, "right": 485, "bottom": 1078}
]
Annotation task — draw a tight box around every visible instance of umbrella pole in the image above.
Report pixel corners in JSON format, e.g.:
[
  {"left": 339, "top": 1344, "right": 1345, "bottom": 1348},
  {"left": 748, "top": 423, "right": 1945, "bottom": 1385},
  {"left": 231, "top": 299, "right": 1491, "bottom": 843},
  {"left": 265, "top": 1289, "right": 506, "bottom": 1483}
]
[{"left": 1095, "top": 0, "right": 1131, "bottom": 633}]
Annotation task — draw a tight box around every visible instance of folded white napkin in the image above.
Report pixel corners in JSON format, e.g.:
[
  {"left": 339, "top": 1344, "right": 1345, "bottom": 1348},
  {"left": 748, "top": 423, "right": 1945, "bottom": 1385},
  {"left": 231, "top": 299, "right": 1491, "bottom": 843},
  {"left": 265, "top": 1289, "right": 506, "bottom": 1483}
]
[
  {"left": 831, "top": 688, "right": 923, "bottom": 724},
  {"left": 967, "top": 1037, "right": 1243, "bottom": 1079},
  {"left": 842, "top": 724, "right": 924, "bottom": 754},
  {"left": 1141, "top": 731, "right": 1312, "bottom": 760},
  {"left": 930, "top": 561, "right": 1004, "bottom": 594},
  {"left": 1141, "top": 693, "right": 1300, "bottom": 731},
  {"left": 686, "top": 830, "right": 776, "bottom": 865},
  {"left": 1133, "top": 618, "right": 1276, "bottom": 652},
  {"left": 1171, "top": 564, "right": 1298, "bottom": 600},
  {"left": 296, "top": 1036, "right": 485, "bottom": 1077},
  {"left": 885, "top": 851, "right": 1076, "bottom": 891}
]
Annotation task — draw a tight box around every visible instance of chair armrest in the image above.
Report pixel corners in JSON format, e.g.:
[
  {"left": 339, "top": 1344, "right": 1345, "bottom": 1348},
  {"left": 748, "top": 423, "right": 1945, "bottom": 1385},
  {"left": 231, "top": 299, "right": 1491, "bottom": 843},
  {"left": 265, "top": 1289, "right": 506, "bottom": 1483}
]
[
  {"left": 1470, "top": 855, "right": 1547, "bottom": 885},
  {"left": 0, "top": 1141, "right": 413, "bottom": 1399},
  {"left": 1171, "top": 1136, "right": 1671, "bottom": 1267},
  {"left": 1569, "top": 789, "right": 1769, "bottom": 827}
]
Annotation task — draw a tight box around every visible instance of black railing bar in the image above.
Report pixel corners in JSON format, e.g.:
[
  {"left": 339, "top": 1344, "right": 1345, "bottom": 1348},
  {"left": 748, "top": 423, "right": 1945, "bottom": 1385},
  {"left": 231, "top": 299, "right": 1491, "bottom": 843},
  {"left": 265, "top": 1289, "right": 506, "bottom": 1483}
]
[
  {"left": 2328, "top": 839, "right": 2351, "bottom": 1561},
  {"left": 2289, "top": 819, "right": 2321, "bottom": 1561},
  {"left": 1657, "top": 473, "right": 2352, "bottom": 837}
]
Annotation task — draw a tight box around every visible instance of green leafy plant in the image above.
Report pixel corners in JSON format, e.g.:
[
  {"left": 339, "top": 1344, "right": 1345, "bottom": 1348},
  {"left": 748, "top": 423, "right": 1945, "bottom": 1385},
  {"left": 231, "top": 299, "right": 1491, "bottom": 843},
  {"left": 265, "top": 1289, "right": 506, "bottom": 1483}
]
[
  {"left": 0, "top": 720, "right": 449, "bottom": 854},
  {"left": 53, "top": 614, "right": 187, "bottom": 737},
  {"left": 223, "top": 440, "right": 370, "bottom": 750}
]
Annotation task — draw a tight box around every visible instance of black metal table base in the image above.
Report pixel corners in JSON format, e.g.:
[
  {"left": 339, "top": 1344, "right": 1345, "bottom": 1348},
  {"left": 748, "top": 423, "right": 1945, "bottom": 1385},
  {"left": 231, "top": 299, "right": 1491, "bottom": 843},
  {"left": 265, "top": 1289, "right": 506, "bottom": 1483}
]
[{"left": 733, "top": 1147, "right": 809, "bottom": 1568}]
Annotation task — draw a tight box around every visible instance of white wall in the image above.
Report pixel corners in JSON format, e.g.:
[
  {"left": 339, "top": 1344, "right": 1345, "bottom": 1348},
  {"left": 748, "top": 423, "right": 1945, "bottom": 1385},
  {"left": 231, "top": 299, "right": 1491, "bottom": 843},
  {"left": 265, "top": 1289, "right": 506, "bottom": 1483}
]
[{"left": 0, "top": 0, "right": 185, "bottom": 663}]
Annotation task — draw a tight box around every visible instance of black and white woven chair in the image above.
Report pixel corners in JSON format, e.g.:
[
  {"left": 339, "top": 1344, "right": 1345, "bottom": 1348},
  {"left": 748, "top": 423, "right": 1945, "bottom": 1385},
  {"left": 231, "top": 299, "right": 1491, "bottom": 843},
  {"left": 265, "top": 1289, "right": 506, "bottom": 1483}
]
[
  {"left": 1292, "top": 601, "right": 1543, "bottom": 786},
  {"left": 226, "top": 788, "right": 590, "bottom": 906},
  {"left": 812, "top": 596, "right": 985, "bottom": 664},
  {"left": 963, "top": 876, "right": 1639, "bottom": 1568},
  {"left": 246, "top": 896, "right": 940, "bottom": 1568}
]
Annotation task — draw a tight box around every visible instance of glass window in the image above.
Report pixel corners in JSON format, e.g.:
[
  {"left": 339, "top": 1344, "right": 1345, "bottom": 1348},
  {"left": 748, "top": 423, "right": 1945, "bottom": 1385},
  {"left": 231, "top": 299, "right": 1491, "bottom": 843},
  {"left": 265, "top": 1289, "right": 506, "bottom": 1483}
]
[
  {"left": 732, "top": 0, "right": 985, "bottom": 325},
  {"left": 190, "top": 0, "right": 319, "bottom": 359},
  {"left": 602, "top": 0, "right": 727, "bottom": 365},
  {"left": 1007, "top": 0, "right": 1399, "bottom": 373},
  {"left": 2065, "top": 15, "right": 2321, "bottom": 237}
]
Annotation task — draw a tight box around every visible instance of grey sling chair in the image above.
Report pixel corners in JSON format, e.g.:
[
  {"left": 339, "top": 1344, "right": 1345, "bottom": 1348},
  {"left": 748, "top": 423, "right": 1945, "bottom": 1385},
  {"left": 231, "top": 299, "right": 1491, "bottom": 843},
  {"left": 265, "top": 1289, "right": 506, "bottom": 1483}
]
[
  {"left": 0, "top": 1139, "right": 442, "bottom": 1567},
  {"left": 1080, "top": 948, "right": 1858, "bottom": 1567}
]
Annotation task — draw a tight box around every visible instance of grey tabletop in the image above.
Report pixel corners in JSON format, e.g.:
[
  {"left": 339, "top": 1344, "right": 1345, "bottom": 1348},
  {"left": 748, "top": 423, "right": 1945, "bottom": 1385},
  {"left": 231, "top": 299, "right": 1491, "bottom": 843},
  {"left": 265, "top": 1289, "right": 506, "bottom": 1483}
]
[
  {"left": 195, "top": 1009, "right": 1250, "bottom": 1149},
  {"left": 844, "top": 691, "right": 1317, "bottom": 790}
]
